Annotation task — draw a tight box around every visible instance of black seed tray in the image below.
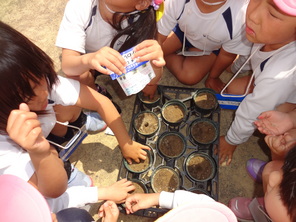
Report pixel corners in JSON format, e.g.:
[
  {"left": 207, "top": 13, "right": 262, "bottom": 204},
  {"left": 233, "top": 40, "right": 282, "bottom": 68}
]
[{"left": 117, "top": 85, "right": 220, "bottom": 218}]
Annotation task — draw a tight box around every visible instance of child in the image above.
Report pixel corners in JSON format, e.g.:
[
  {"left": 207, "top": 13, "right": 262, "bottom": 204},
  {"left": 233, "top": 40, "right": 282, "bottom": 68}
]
[
  {"left": 157, "top": 0, "right": 252, "bottom": 92},
  {"left": 0, "top": 21, "right": 150, "bottom": 211},
  {"left": 56, "top": 0, "right": 165, "bottom": 99},
  {"left": 219, "top": 0, "right": 296, "bottom": 165},
  {"left": 229, "top": 146, "right": 296, "bottom": 222},
  {"left": 99, "top": 190, "right": 237, "bottom": 222}
]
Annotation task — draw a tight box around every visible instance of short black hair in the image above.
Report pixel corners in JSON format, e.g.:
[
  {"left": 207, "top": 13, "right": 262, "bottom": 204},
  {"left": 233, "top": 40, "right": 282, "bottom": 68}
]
[
  {"left": 280, "top": 146, "right": 296, "bottom": 221},
  {"left": 0, "top": 21, "right": 58, "bottom": 132}
]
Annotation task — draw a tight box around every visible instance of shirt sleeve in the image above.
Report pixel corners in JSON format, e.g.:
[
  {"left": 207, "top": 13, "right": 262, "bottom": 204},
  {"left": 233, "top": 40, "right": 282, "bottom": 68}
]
[
  {"left": 50, "top": 75, "right": 80, "bottom": 106},
  {"left": 46, "top": 186, "right": 98, "bottom": 213},
  {"left": 0, "top": 135, "right": 35, "bottom": 182},
  {"left": 55, "top": 0, "right": 93, "bottom": 53},
  {"left": 159, "top": 190, "right": 215, "bottom": 209},
  {"left": 226, "top": 56, "right": 296, "bottom": 145},
  {"left": 157, "top": 0, "right": 185, "bottom": 36}
]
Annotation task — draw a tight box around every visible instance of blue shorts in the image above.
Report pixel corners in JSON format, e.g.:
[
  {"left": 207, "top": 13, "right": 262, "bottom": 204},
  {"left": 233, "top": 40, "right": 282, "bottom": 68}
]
[{"left": 173, "top": 24, "right": 220, "bottom": 56}]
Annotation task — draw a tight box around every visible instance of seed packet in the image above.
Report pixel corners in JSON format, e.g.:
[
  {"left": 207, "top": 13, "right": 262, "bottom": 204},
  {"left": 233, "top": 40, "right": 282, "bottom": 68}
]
[{"left": 110, "top": 47, "right": 155, "bottom": 96}]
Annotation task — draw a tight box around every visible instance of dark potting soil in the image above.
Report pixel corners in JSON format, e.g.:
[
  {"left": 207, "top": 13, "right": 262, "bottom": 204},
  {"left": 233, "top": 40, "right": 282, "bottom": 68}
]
[
  {"left": 162, "top": 104, "right": 184, "bottom": 123},
  {"left": 194, "top": 92, "right": 216, "bottom": 109},
  {"left": 191, "top": 121, "right": 216, "bottom": 144},
  {"left": 159, "top": 134, "right": 184, "bottom": 158},
  {"left": 187, "top": 155, "right": 213, "bottom": 181},
  {"left": 152, "top": 168, "right": 180, "bottom": 192},
  {"left": 127, "top": 154, "right": 150, "bottom": 173},
  {"left": 134, "top": 112, "right": 159, "bottom": 135}
]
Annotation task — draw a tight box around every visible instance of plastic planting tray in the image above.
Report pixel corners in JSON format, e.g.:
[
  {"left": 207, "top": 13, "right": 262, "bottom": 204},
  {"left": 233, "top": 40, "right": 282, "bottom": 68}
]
[{"left": 118, "top": 85, "right": 220, "bottom": 218}]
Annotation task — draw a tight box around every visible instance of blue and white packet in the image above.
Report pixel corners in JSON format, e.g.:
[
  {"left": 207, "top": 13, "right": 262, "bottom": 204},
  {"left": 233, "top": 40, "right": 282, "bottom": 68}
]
[{"left": 109, "top": 47, "right": 156, "bottom": 96}]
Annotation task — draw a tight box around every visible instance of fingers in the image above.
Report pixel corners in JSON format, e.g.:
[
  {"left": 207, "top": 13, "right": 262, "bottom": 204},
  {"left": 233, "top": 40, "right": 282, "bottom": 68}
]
[{"left": 19, "top": 103, "right": 30, "bottom": 112}]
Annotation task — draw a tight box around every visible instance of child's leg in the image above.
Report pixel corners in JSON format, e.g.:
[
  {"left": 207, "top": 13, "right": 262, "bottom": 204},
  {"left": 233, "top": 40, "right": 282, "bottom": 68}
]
[
  {"left": 165, "top": 53, "right": 217, "bottom": 85},
  {"left": 226, "top": 74, "right": 254, "bottom": 95},
  {"left": 262, "top": 160, "right": 283, "bottom": 192},
  {"left": 162, "top": 31, "right": 217, "bottom": 85}
]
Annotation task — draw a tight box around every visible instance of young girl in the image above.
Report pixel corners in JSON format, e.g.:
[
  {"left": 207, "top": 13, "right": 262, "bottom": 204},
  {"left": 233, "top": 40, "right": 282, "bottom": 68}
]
[
  {"left": 56, "top": 0, "right": 165, "bottom": 99},
  {"left": 0, "top": 21, "right": 149, "bottom": 211},
  {"left": 219, "top": 0, "right": 296, "bottom": 165},
  {"left": 157, "top": 0, "right": 252, "bottom": 92}
]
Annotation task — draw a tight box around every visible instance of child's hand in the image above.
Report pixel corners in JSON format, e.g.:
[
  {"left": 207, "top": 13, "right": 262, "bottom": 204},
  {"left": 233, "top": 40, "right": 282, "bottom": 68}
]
[
  {"left": 121, "top": 141, "right": 150, "bottom": 164},
  {"left": 6, "top": 103, "right": 50, "bottom": 154},
  {"left": 265, "top": 130, "right": 296, "bottom": 158},
  {"left": 132, "top": 40, "right": 165, "bottom": 68},
  {"left": 125, "top": 193, "right": 160, "bottom": 214},
  {"left": 219, "top": 136, "right": 237, "bottom": 165},
  {"left": 100, "top": 179, "right": 135, "bottom": 203},
  {"left": 205, "top": 77, "right": 225, "bottom": 93},
  {"left": 142, "top": 84, "right": 158, "bottom": 100},
  {"left": 254, "top": 110, "right": 293, "bottom": 136},
  {"left": 98, "top": 201, "right": 120, "bottom": 222},
  {"left": 87, "top": 46, "right": 127, "bottom": 75}
]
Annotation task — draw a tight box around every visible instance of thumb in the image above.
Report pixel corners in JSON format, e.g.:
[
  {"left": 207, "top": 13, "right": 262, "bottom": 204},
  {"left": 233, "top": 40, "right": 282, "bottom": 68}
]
[{"left": 19, "top": 103, "right": 30, "bottom": 112}]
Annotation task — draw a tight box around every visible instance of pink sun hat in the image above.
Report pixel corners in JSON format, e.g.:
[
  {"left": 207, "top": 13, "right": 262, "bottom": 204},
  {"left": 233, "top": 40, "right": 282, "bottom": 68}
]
[
  {"left": 273, "top": 0, "right": 296, "bottom": 16},
  {"left": 0, "top": 174, "right": 52, "bottom": 222},
  {"left": 156, "top": 201, "right": 237, "bottom": 222}
]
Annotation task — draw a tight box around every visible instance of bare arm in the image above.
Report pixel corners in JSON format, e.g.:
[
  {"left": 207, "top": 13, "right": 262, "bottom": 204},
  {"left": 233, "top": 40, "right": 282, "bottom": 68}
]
[
  {"left": 7, "top": 103, "right": 68, "bottom": 198},
  {"left": 205, "top": 48, "right": 237, "bottom": 92},
  {"left": 61, "top": 48, "right": 127, "bottom": 77}
]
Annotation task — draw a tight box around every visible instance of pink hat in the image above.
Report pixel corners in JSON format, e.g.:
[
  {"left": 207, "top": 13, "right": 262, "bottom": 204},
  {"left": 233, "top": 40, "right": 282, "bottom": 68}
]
[
  {"left": 156, "top": 201, "right": 237, "bottom": 222},
  {"left": 0, "top": 174, "right": 52, "bottom": 222},
  {"left": 273, "top": 0, "right": 296, "bottom": 16}
]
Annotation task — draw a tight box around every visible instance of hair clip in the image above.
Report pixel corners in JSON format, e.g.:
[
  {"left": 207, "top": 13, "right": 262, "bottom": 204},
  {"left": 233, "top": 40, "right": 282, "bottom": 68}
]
[{"left": 151, "top": 0, "right": 164, "bottom": 10}]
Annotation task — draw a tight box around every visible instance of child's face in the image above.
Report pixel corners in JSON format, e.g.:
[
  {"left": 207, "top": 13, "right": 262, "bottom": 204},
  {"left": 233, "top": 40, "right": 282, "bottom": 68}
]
[
  {"left": 26, "top": 78, "right": 49, "bottom": 111},
  {"left": 246, "top": 0, "right": 296, "bottom": 50},
  {"left": 264, "top": 170, "right": 290, "bottom": 222}
]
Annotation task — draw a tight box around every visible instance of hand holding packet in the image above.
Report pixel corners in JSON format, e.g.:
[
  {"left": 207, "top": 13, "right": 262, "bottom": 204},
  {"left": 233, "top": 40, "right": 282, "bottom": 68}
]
[{"left": 109, "top": 47, "right": 156, "bottom": 96}]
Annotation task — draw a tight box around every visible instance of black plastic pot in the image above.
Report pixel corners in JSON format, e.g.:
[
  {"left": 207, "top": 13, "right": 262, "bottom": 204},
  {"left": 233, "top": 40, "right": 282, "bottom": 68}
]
[
  {"left": 192, "top": 88, "right": 218, "bottom": 116},
  {"left": 133, "top": 111, "right": 160, "bottom": 137},
  {"left": 185, "top": 152, "right": 216, "bottom": 182},
  {"left": 161, "top": 99, "right": 187, "bottom": 126},
  {"left": 151, "top": 166, "right": 180, "bottom": 193},
  {"left": 189, "top": 118, "right": 218, "bottom": 146},
  {"left": 156, "top": 131, "right": 186, "bottom": 159}
]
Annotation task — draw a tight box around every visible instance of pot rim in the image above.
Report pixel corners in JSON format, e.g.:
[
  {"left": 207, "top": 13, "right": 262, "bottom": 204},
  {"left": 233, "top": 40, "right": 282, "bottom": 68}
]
[
  {"left": 133, "top": 111, "right": 160, "bottom": 137},
  {"left": 161, "top": 99, "right": 187, "bottom": 125},
  {"left": 184, "top": 152, "right": 216, "bottom": 182},
  {"left": 124, "top": 149, "right": 153, "bottom": 174},
  {"left": 189, "top": 118, "right": 218, "bottom": 145},
  {"left": 151, "top": 165, "right": 181, "bottom": 193},
  {"left": 156, "top": 131, "right": 187, "bottom": 159}
]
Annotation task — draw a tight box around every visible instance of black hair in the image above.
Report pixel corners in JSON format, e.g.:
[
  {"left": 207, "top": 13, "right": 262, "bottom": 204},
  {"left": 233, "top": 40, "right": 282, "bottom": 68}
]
[
  {"left": 110, "top": 5, "right": 157, "bottom": 52},
  {"left": 280, "top": 146, "right": 296, "bottom": 222},
  {"left": 0, "top": 21, "right": 58, "bottom": 133}
]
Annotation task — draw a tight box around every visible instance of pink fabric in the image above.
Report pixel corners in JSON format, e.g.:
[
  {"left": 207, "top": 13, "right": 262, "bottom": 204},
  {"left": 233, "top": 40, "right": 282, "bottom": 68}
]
[{"left": 273, "top": 0, "right": 296, "bottom": 16}]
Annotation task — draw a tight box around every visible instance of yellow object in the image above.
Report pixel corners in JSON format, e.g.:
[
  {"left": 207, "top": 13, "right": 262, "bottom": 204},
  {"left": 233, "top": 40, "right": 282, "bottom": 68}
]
[{"left": 156, "top": 2, "right": 164, "bottom": 21}]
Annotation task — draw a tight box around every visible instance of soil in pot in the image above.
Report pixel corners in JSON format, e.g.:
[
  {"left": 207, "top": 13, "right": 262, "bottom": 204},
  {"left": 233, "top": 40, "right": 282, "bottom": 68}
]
[
  {"left": 139, "top": 91, "right": 161, "bottom": 104},
  {"left": 125, "top": 152, "right": 151, "bottom": 173},
  {"left": 152, "top": 167, "right": 180, "bottom": 192},
  {"left": 158, "top": 133, "right": 185, "bottom": 158},
  {"left": 129, "top": 181, "right": 147, "bottom": 194},
  {"left": 191, "top": 120, "right": 217, "bottom": 144},
  {"left": 162, "top": 104, "right": 185, "bottom": 124},
  {"left": 194, "top": 92, "right": 217, "bottom": 110},
  {"left": 186, "top": 154, "right": 214, "bottom": 181},
  {"left": 134, "top": 112, "right": 159, "bottom": 136}
]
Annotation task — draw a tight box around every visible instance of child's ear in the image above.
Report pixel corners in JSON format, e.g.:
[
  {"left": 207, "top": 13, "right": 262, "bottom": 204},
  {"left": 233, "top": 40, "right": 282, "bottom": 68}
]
[{"left": 135, "top": 0, "right": 151, "bottom": 11}]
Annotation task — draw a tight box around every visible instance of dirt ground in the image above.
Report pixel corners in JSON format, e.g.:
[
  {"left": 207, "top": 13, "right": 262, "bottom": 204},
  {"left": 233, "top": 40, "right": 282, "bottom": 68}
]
[{"left": 1, "top": 0, "right": 269, "bottom": 221}]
